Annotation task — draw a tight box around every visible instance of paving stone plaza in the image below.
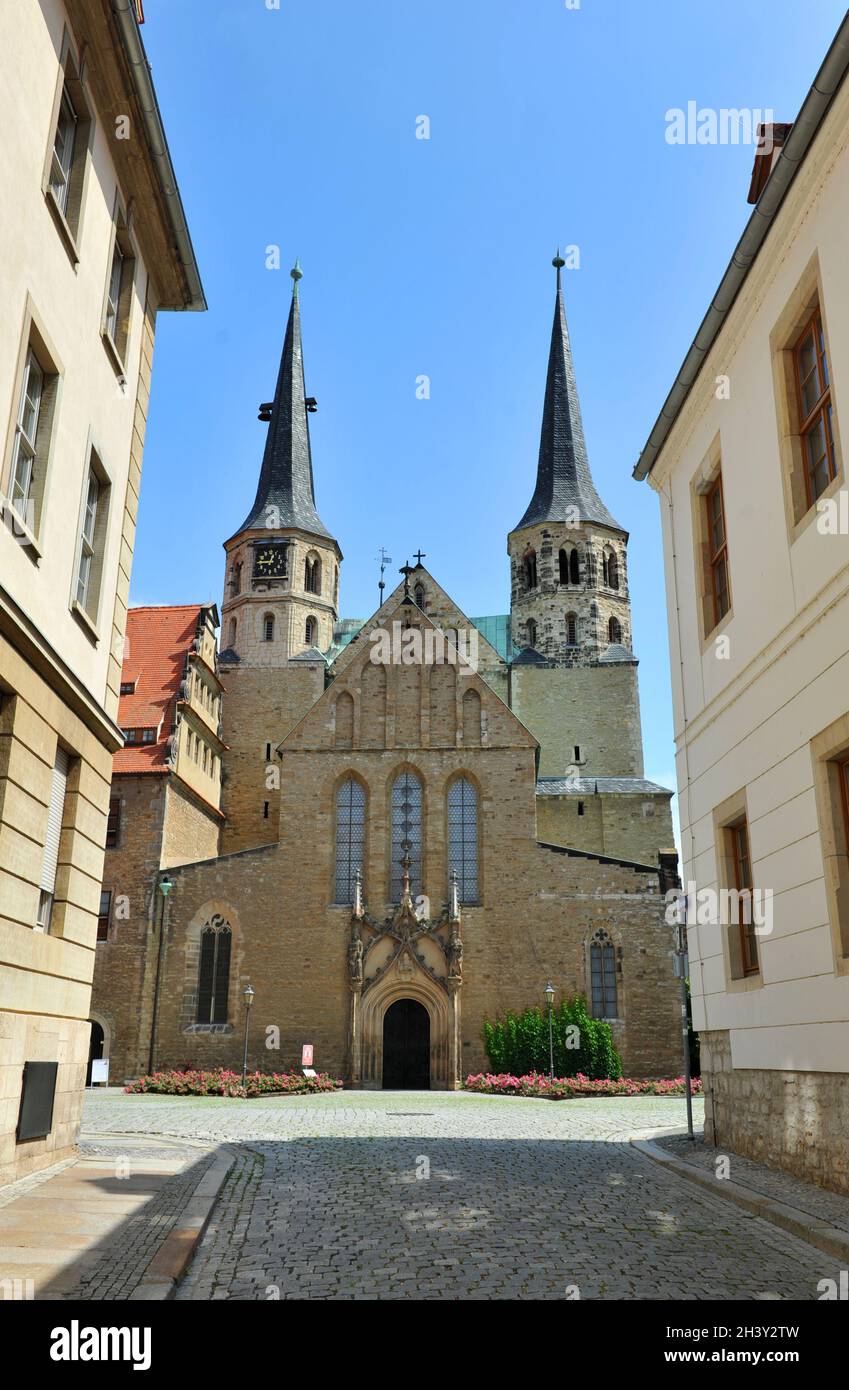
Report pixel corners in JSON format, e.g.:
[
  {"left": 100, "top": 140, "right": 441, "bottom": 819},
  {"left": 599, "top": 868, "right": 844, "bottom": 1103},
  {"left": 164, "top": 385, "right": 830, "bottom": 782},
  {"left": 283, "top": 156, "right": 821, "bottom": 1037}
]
[{"left": 69, "top": 1090, "right": 846, "bottom": 1301}]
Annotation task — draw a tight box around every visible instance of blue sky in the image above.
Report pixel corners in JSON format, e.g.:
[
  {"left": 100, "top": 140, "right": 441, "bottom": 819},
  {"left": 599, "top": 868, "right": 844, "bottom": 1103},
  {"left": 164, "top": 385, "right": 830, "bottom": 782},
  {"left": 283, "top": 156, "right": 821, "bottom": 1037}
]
[{"left": 135, "top": 0, "right": 846, "bottom": 817}]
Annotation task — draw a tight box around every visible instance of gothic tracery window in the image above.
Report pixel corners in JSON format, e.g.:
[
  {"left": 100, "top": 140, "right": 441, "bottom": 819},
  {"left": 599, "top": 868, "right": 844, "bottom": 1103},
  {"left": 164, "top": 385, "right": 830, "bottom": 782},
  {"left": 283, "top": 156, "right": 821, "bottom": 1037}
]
[
  {"left": 197, "top": 918, "right": 231, "bottom": 1024},
  {"left": 590, "top": 928, "right": 618, "bottom": 1019},
  {"left": 448, "top": 776, "right": 479, "bottom": 904},
  {"left": 390, "top": 771, "right": 422, "bottom": 901},
  {"left": 335, "top": 777, "right": 365, "bottom": 904}
]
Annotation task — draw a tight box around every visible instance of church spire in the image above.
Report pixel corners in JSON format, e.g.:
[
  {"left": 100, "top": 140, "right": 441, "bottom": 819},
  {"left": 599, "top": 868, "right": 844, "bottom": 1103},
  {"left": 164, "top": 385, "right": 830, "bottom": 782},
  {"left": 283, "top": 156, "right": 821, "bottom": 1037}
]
[
  {"left": 515, "top": 254, "right": 621, "bottom": 532},
  {"left": 234, "top": 262, "right": 333, "bottom": 539}
]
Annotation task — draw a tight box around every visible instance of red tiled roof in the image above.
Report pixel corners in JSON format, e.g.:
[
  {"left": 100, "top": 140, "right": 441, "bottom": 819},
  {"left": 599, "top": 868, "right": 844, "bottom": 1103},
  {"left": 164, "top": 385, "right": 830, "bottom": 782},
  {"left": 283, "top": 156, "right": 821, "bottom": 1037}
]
[{"left": 115, "top": 606, "right": 203, "bottom": 774}]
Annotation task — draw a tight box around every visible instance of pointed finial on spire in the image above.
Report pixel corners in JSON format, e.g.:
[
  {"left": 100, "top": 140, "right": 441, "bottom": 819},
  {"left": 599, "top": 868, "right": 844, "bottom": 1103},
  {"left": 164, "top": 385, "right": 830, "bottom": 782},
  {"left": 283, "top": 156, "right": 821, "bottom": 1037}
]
[
  {"left": 290, "top": 259, "right": 303, "bottom": 296},
  {"left": 552, "top": 247, "right": 566, "bottom": 270}
]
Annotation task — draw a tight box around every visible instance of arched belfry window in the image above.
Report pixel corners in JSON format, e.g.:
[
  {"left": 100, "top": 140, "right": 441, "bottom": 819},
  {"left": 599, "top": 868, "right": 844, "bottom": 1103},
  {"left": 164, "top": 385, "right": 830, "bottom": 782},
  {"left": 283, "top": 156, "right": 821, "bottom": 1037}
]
[
  {"left": 570, "top": 548, "right": 580, "bottom": 584},
  {"left": 608, "top": 616, "right": 622, "bottom": 644},
  {"left": 335, "top": 778, "right": 365, "bottom": 904},
  {"left": 305, "top": 554, "right": 322, "bottom": 595},
  {"left": 565, "top": 612, "right": 578, "bottom": 646},
  {"left": 523, "top": 550, "right": 538, "bottom": 590},
  {"left": 197, "top": 918, "right": 231, "bottom": 1024},
  {"left": 390, "top": 771, "right": 422, "bottom": 901},
  {"left": 558, "top": 549, "right": 569, "bottom": 584},
  {"left": 448, "top": 776, "right": 479, "bottom": 904},
  {"left": 603, "top": 549, "right": 620, "bottom": 591},
  {"left": 590, "top": 928, "right": 618, "bottom": 1019},
  {"left": 305, "top": 615, "right": 317, "bottom": 646}
]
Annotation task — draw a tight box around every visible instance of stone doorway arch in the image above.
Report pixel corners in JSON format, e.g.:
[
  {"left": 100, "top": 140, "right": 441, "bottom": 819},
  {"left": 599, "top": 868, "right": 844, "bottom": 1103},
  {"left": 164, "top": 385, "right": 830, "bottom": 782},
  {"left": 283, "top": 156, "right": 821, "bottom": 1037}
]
[{"left": 355, "top": 970, "right": 458, "bottom": 1090}]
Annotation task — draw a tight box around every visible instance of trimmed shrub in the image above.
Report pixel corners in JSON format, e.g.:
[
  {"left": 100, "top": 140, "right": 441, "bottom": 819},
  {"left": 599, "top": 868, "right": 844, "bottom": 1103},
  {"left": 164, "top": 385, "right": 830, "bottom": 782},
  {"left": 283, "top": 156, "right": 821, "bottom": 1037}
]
[
  {"left": 124, "top": 1069, "right": 342, "bottom": 1099},
  {"left": 465, "top": 1072, "right": 704, "bottom": 1100},
  {"left": 483, "top": 996, "right": 622, "bottom": 1080}
]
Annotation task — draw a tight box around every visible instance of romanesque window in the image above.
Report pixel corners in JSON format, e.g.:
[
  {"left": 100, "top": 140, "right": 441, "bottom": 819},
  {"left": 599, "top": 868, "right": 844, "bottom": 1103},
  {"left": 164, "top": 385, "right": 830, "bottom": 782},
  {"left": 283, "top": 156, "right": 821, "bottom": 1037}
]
[
  {"left": 335, "top": 778, "right": 365, "bottom": 904},
  {"left": 570, "top": 548, "right": 580, "bottom": 584},
  {"left": 448, "top": 776, "right": 479, "bottom": 904},
  {"left": 305, "top": 615, "right": 317, "bottom": 646},
  {"left": 558, "top": 549, "right": 568, "bottom": 583},
  {"left": 590, "top": 929, "right": 618, "bottom": 1018},
  {"left": 603, "top": 549, "right": 619, "bottom": 590},
  {"left": 608, "top": 616, "right": 622, "bottom": 644},
  {"left": 197, "top": 919, "right": 231, "bottom": 1024},
  {"left": 305, "top": 554, "right": 322, "bottom": 595},
  {"left": 390, "top": 771, "right": 422, "bottom": 901},
  {"left": 523, "top": 550, "right": 538, "bottom": 590},
  {"left": 263, "top": 612, "right": 275, "bottom": 642},
  {"left": 565, "top": 612, "right": 578, "bottom": 646},
  {"left": 526, "top": 618, "right": 537, "bottom": 648}
]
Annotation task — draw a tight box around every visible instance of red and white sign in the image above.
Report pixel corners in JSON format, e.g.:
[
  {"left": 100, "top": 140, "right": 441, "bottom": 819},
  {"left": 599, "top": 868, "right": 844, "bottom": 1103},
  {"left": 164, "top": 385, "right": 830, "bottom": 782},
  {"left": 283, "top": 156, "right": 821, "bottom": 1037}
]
[{"left": 301, "top": 1044, "right": 314, "bottom": 1067}]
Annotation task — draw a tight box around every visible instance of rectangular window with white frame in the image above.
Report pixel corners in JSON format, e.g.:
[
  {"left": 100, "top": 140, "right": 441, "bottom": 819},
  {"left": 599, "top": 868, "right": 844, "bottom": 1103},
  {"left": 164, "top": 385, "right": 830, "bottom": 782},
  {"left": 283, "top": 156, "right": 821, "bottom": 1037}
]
[
  {"left": 37, "top": 747, "right": 71, "bottom": 934},
  {"left": 71, "top": 446, "right": 111, "bottom": 633},
  {"left": 2, "top": 310, "right": 62, "bottom": 548},
  {"left": 102, "top": 199, "right": 136, "bottom": 370},
  {"left": 43, "top": 36, "right": 93, "bottom": 256}
]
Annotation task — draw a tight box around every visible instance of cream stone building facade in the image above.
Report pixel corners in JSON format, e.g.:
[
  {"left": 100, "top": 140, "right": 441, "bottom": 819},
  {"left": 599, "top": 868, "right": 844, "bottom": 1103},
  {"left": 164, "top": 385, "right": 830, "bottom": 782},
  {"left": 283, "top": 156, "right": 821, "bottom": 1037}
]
[
  {"left": 635, "top": 17, "right": 849, "bottom": 1190},
  {"left": 0, "top": 0, "right": 203, "bottom": 1185},
  {"left": 92, "top": 261, "right": 682, "bottom": 1090}
]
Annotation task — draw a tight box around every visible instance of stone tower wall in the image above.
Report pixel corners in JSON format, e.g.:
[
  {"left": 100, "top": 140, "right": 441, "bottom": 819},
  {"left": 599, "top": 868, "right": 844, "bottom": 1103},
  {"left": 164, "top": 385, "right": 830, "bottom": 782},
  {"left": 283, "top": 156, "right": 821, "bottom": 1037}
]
[
  {"left": 508, "top": 520, "right": 631, "bottom": 661},
  {"left": 511, "top": 663, "right": 644, "bottom": 777},
  {"left": 221, "top": 528, "right": 339, "bottom": 664}
]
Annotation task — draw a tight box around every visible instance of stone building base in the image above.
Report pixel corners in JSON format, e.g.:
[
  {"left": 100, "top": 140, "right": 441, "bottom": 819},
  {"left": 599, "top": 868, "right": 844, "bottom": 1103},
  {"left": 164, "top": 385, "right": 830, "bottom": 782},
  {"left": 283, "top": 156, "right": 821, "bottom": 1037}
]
[
  {"left": 701, "top": 1030, "right": 849, "bottom": 1195},
  {"left": 0, "top": 1010, "right": 89, "bottom": 1187}
]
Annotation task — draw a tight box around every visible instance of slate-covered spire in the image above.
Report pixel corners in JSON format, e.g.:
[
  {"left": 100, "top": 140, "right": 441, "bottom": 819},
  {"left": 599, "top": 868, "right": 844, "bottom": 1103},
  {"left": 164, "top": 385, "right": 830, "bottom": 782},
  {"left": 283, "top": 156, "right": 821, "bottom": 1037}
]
[
  {"left": 235, "top": 262, "right": 333, "bottom": 539},
  {"left": 515, "top": 255, "right": 621, "bottom": 532}
]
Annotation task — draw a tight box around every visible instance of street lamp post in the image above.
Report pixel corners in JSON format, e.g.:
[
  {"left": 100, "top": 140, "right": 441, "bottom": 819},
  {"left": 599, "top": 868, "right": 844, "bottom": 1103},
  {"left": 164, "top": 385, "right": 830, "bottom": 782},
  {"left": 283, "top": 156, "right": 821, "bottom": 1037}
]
[
  {"left": 147, "top": 874, "right": 172, "bottom": 1076},
  {"left": 241, "top": 984, "right": 255, "bottom": 1088},
  {"left": 544, "top": 981, "right": 555, "bottom": 1081}
]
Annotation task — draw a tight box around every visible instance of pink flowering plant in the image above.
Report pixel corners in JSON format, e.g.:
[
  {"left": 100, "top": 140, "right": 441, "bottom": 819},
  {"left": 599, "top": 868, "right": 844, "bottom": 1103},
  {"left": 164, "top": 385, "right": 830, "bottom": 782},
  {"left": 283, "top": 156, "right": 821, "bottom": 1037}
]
[
  {"left": 124, "top": 1068, "right": 342, "bottom": 1099},
  {"left": 464, "top": 1072, "right": 703, "bottom": 1100}
]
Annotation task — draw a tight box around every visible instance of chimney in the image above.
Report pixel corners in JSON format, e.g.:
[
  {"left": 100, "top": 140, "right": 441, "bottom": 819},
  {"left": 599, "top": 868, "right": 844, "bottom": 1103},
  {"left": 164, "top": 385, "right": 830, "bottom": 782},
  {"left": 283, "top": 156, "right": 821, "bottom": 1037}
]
[{"left": 747, "top": 122, "right": 793, "bottom": 204}]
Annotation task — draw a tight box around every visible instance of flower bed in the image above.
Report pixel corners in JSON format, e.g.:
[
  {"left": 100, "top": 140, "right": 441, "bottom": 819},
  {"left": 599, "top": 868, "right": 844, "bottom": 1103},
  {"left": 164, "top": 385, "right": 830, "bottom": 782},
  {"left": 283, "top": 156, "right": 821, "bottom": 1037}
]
[
  {"left": 464, "top": 1072, "right": 703, "bottom": 1100},
  {"left": 124, "top": 1068, "right": 342, "bottom": 1099}
]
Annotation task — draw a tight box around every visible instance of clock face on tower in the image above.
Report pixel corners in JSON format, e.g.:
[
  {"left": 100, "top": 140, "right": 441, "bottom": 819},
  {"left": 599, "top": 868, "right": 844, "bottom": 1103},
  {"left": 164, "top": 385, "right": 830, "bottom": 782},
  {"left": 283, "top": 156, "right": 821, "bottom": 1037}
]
[{"left": 253, "top": 544, "right": 288, "bottom": 579}]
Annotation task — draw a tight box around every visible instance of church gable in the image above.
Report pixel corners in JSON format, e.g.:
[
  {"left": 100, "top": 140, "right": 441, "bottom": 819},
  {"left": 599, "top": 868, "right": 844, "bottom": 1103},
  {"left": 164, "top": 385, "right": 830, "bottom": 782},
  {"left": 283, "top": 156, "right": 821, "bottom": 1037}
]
[
  {"left": 281, "top": 596, "right": 536, "bottom": 754},
  {"left": 329, "top": 567, "right": 505, "bottom": 678}
]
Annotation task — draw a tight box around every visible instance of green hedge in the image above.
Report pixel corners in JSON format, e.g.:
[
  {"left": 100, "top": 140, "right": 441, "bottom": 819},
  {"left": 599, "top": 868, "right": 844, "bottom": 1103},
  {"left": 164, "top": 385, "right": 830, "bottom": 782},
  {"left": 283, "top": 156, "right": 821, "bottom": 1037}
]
[{"left": 483, "top": 996, "right": 622, "bottom": 1080}]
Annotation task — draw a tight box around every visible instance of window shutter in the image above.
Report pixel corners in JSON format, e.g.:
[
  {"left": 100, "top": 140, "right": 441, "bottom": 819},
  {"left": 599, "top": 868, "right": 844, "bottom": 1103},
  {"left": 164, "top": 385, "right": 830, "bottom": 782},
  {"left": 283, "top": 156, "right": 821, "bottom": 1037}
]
[{"left": 40, "top": 748, "right": 70, "bottom": 893}]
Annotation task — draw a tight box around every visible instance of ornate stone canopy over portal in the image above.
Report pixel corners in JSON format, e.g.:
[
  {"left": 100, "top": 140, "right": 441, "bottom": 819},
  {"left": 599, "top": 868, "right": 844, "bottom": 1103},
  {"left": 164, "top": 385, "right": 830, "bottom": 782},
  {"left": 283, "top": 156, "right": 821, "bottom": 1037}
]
[{"left": 348, "top": 853, "right": 463, "bottom": 1090}]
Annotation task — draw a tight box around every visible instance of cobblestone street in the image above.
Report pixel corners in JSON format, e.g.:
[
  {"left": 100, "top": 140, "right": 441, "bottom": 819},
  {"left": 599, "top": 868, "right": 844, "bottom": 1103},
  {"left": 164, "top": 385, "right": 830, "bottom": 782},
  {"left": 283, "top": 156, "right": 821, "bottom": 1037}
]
[{"left": 77, "top": 1089, "right": 846, "bottom": 1301}]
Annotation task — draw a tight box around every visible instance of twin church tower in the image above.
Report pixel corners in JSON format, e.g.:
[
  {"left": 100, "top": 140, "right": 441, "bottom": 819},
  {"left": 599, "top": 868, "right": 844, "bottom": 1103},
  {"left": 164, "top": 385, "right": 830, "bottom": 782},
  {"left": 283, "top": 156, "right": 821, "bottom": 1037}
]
[{"left": 216, "top": 256, "right": 672, "bottom": 866}]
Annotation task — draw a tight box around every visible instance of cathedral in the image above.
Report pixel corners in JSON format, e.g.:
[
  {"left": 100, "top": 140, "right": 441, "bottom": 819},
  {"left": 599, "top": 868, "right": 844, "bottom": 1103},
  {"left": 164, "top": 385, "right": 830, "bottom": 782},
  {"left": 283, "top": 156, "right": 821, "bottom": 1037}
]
[{"left": 91, "top": 258, "right": 681, "bottom": 1089}]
